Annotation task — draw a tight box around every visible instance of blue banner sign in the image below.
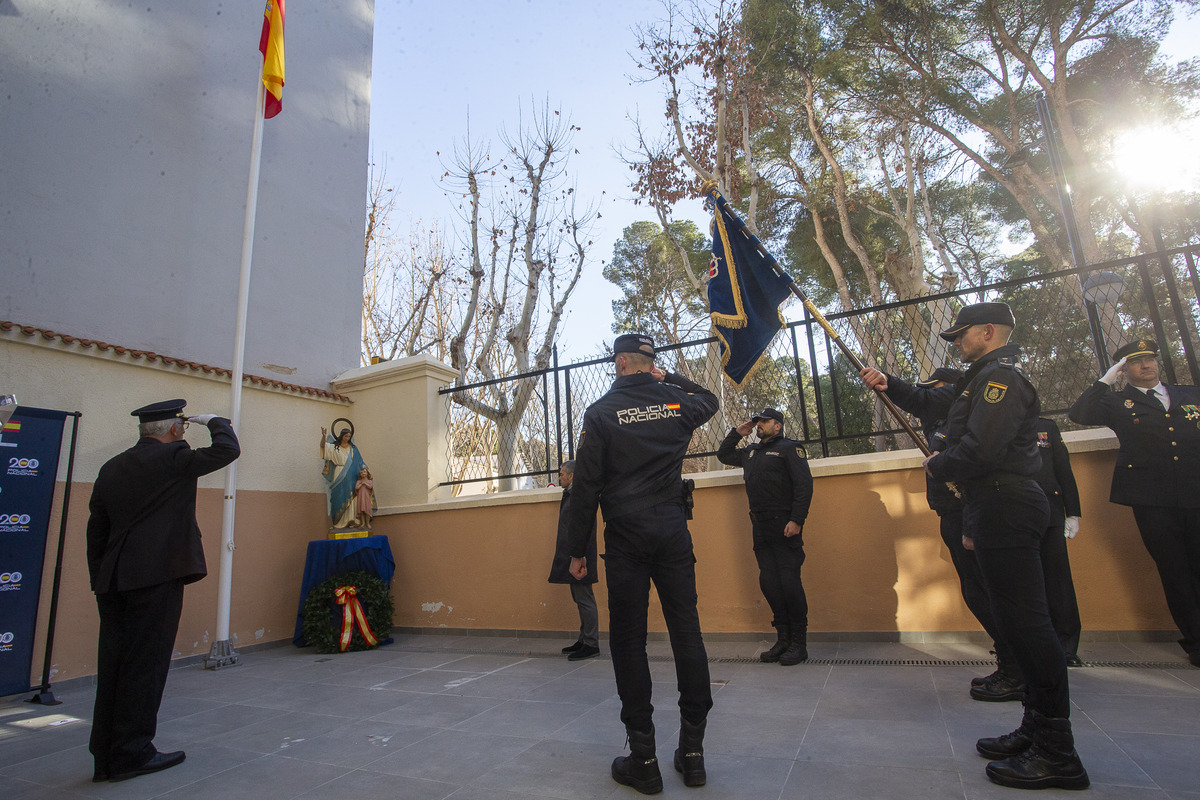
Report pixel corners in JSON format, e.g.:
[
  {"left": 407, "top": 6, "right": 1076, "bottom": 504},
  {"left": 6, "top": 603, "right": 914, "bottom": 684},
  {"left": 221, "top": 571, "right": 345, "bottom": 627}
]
[{"left": 0, "top": 407, "right": 67, "bottom": 696}]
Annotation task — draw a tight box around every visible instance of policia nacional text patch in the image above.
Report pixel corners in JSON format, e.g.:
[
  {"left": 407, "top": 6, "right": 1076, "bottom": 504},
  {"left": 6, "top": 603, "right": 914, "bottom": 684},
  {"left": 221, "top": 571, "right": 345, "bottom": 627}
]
[{"left": 984, "top": 381, "right": 1008, "bottom": 403}]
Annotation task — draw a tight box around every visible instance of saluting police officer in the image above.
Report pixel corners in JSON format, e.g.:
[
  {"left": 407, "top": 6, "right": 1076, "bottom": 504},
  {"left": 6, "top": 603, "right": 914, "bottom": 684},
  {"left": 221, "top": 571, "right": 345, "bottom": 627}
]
[
  {"left": 567, "top": 334, "right": 719, "bottom": 793},
  {"left": 866, "top": 302, "right": 1089, "bottom": 790},
  {"left": 857, "top": 365, "right": 1024, "bottom": 700},
  {"left": 716, "top": 408, "right": 813, "bottom": 665},
  {"left": 86, "top": 400, "right": 240, "bottom": 783},
  {"left": 1069, "top": 338, "right": 1200, "bottom": 668}
]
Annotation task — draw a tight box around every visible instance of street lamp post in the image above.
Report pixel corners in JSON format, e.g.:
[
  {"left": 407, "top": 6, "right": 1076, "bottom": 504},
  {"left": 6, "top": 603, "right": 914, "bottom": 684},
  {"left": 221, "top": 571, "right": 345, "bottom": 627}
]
[{"left": 1033, "top": 92, "right": 1111, "bottom": 373}]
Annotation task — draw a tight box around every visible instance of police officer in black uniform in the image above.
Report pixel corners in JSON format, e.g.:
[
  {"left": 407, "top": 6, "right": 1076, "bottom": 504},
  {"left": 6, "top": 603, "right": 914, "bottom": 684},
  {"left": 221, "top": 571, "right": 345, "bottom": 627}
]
[
  {"left": 567, "top": 334, "right": 719, "bottom": 793},
  {"left": 1069, "top": 338, "right": 1200, "bottom": 667},
  {"left": 86, "top": 400, "right": 240, "bottom": 783},
  {"left": 717, "top": 408, "right": 813, "bottom": 665},
  {"left": 858, "top": 365, "right": 1027, "bottom": 699},
  {"left": 1033, "top": 417, "right": 1084, "bottom": 666},
  {"left": 867, "top": 302, "right": 1088, "bottom": 790}
]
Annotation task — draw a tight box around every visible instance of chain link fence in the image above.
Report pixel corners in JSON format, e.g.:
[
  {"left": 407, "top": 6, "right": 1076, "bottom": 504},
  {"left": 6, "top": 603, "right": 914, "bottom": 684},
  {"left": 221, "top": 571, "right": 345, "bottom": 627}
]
[{"left": 440, "top": 244, "right": 1200, "bottom": 493}]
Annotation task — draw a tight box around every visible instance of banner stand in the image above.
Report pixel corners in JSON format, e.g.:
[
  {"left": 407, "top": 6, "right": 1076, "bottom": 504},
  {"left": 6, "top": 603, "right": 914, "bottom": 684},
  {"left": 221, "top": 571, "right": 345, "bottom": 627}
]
[{"left": 25, "top": 412, "right": 80, "bottom": 706}]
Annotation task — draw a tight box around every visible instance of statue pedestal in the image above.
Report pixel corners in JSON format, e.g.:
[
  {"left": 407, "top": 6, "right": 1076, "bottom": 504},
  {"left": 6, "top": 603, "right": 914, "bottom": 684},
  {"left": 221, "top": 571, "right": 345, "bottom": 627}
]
[{"left": 328, "top": 527, "right": 370, "bottom": 540}]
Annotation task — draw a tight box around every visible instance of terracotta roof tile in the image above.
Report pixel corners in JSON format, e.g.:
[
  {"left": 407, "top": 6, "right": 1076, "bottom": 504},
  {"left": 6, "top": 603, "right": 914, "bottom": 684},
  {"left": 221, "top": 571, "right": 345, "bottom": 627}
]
[{"left": 1, "top": 319, "right": 351, "bottom": 402}]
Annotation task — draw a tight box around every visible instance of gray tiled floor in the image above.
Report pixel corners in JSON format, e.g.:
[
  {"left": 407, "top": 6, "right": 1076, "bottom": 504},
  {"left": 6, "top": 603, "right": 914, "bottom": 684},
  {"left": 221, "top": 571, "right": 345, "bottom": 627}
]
[{"left": 2, "top": 635, "right": 1198, "bottom": 799}]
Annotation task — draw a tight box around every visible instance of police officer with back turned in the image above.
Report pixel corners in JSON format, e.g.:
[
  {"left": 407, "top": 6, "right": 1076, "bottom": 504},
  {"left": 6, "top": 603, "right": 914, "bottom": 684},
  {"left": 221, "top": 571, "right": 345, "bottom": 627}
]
[
  {"left": 86, "top": 400, "right": 240, "bottom": 783},
  {"left": 717, "top": 408, "right": 813, "bottom": 665},
  {"left": 567, "top": 333, "right": 719, "bottom": 794},
  {"left": 866, "top": 302, "right": 1089, "bottom": 790}
]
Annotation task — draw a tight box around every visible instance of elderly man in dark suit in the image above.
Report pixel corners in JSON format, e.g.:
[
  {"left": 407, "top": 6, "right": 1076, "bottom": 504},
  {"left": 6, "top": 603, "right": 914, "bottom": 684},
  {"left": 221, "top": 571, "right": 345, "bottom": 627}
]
[
  {"left": 1070, "top": 338, "right": 1200, "bottom": 667},
  {"left": 86, "top": 399, "right": 240, "bottom": 782}
]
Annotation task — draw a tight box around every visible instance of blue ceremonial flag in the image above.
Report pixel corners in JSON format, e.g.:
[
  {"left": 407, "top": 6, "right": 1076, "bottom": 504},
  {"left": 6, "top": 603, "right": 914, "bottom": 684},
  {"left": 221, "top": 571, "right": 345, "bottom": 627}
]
[{"left": 706, "top": 187, "right": 792, "bottom": 387}]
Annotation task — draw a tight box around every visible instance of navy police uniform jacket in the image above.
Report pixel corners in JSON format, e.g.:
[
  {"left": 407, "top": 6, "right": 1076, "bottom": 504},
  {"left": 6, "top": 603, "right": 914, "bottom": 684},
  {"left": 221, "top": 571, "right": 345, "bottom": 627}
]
[
  {"left": 1068, "top": 380, "right": 1200, "bottom": 508},
  {"left": 566, "top": 371, "right": 719, "bottom": 558},
  {"left": 925, "top": 344, "right": 1042, "bottom": 487},
  {"left": 86, "top": 418, "right": 241, "bottom": 595},
  {"left": 716, "top": 429, "right": 813, "bottom": 524},
  {"left": 877, "top": 376, "right": 961, "bottom": 514},
  {"left": 1033, "top": 418, "right": 1082, "bottom": 524}
]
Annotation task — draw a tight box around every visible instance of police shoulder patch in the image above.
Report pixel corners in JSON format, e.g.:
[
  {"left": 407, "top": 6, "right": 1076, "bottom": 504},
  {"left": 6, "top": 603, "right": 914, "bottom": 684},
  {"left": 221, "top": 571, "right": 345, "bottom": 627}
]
[
  {"left": 796, "top": 446, "right": 807, "bottom": 459},
  {"left": 984, "top": 381, "right": 1008, "bottom": 404}
]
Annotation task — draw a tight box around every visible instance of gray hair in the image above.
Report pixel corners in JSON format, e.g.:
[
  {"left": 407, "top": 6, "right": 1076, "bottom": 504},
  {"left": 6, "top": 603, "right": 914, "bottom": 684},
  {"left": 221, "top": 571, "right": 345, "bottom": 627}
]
[
  {"left": 560, "top": 460, "right": 576, "bottom": 475},
  {"left": 139, "top": 418, "right": 180, "bottom": 438}
]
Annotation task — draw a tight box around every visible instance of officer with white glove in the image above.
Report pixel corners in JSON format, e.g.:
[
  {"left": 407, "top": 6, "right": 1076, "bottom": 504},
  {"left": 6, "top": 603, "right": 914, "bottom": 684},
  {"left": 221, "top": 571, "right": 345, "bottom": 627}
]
[
  {"left": 187, "top": 414, "right": 218, "bottom": 424},
  {"left": 1064, "top": 517, "right": 1080, "bottom": 539},
  {"left": 1099, "top": 357, "right": 1127, "bottom": 386}
]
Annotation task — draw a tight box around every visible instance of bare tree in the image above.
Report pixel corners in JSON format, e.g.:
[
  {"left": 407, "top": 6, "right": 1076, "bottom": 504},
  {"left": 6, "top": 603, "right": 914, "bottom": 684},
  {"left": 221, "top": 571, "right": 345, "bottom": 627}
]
[{"left": 441, "top": 100, "right": 596, "bottom": 491}]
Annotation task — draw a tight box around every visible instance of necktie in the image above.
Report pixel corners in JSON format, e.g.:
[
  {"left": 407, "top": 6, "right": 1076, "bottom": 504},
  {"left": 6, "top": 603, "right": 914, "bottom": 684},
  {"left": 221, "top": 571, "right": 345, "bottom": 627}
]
[{"left": 1147, "top": 388, "right": 1167, "bottom": 411}]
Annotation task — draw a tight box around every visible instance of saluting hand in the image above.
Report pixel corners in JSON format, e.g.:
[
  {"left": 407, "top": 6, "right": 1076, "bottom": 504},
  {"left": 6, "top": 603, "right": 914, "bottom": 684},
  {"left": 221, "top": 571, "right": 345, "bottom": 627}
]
[
  {"left": 735, "top": 420, "right": 755, "bottom": 437},
  {"left": 650, "top": 365, "right": 667, "bottom": 381},
  {"left": 1100, "top": 357, "right": 1127, "bottom": 386}
]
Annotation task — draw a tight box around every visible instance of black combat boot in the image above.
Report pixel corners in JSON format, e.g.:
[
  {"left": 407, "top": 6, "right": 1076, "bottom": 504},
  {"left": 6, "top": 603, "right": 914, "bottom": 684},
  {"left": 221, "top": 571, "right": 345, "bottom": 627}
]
[
  {"left": 673, "top": 717, "right": 706, "bottom": 787},
  {"left": 971, "top": 651, "right": 1018, "bottom": 688},
  {"left": 976, "top": 707, "right": 1035, "bottom": 759},
  {"left": 612, "top": 726, "right": 663, "bottom": 794},
  {"left": 985, "top": 711, "right": 1090, "bottom": 790},
  {"left": 779, "top": 627, "right": 808, "bottom": 666},
  {"left": 970, "top": 656, "right": 1025, "bottom": 702},
  {"left": 760, "top": 625, "right": 790, "bottom": 663}
]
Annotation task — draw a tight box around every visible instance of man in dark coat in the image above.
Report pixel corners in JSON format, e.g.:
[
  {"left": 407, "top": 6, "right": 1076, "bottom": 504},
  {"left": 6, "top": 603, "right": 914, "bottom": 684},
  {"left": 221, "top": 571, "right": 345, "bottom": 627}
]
[
  {"left": 567, "top": 333, "right": 719, "bottom": 793},
  {"left": 1069, "top": 338, "right": 1200, "bottom": 667},
  {"left": 716, "top": 408, "right": 813, "bottom": 665},
  {"left": 1033, "top": 418, "right": 1083, "bottom": 665},
  {"left": 86, "top": 399, "right": 240, "bottom": 782},
  {"left": 867, "top": 302, "right": 1088, "bottom": 790},
  {"left": 548, "top": 460, "right": 599, "bottom": 660}
]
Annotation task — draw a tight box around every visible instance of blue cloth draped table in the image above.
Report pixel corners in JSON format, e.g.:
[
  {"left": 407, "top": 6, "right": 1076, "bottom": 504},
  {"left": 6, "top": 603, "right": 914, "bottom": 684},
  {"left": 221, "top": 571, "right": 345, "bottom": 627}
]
[{"left": 293, "top": 535, "right": 395, "bottom": 646}]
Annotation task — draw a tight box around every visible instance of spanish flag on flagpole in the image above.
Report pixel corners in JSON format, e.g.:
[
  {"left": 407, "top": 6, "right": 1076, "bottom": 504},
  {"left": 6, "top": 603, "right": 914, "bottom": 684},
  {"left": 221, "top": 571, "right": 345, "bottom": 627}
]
[{"left": 259, "top": 0, "right": 285, "bottom": 119}]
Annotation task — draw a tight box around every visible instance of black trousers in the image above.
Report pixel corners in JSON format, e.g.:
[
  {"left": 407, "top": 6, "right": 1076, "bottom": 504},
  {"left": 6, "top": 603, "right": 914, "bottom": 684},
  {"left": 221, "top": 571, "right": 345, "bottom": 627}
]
[
  {"left": 90, "top": 579, "right": 185, "bottom": 775},
  {"left": 939, "top": 510, "right": 1004, "bottom": 652},
  {"left": 751, "top": 513, "right": 808, "bottom": 631},
  {"left": 604, "top": 502, "right": 713, "bottom": 734},
  {"left": 966, "top": 480, "right": 1070, "bottom": 719},
  {"left": 1042, "top": 516, "right": 1082, "bottom": 658},
  {"left": 1131, "top": 505, "right": 1200, "bottom": 656}
]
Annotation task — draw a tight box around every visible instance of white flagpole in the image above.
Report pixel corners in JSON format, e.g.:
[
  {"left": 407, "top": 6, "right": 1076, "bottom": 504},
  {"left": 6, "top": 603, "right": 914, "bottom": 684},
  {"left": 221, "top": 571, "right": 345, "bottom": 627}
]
[{"left": 205, "top": 71, "right": 267, "bottom": 670}]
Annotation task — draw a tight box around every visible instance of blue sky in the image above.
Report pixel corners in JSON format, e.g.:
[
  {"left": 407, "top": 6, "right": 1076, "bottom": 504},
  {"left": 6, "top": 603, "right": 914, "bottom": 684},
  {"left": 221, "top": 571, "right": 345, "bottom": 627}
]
[{"left": 368, "top": 1, "right": 1200, "bottom": 362}]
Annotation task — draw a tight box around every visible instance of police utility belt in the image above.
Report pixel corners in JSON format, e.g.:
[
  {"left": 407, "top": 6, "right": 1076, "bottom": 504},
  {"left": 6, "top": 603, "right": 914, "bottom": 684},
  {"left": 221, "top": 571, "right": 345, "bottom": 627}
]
[{"left": 961, "top": 471, "right": 1034, "bottom": 493}]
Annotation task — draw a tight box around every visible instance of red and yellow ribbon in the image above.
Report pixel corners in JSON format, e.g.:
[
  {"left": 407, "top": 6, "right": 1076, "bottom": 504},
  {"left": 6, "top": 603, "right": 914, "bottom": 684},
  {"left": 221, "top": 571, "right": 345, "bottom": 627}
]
[{"left": 334, "top": 585, "right": 379, "bottom": 652}]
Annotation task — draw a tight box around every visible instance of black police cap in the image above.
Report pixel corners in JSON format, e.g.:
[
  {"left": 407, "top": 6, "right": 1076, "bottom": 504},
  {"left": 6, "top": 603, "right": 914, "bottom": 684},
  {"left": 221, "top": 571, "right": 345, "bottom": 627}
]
[
  {"left": 131, "top": 399, "right": 187, "bottom": 422},
  {"left": 939, "top": 302, "right": 1016, "bottom": 342},
  {"left": 751, "top": 408, "right": 784, "bottom": 423},
  {"left": 917, "top": 367, "right": 963, "bottom": 387},
  {"left": 613, "top": 333, "right": 656, "bottom": 358},
  {"left": 1111, "top": 338, "right": 1158, "bottom": 362}
]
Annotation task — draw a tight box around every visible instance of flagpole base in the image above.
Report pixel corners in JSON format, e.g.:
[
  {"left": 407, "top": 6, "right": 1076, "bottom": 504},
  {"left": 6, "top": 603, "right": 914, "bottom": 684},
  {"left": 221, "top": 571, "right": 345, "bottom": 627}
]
[
  {"left": 27, "top": 689, "right": 61, "bottom": 706},
  {"left": 203, "top": 640, "right": 240, "bottom": 670}
]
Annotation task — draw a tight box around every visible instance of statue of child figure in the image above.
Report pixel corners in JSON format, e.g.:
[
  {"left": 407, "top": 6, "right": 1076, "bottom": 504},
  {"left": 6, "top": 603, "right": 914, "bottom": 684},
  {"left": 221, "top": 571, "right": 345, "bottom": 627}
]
[{"left": 354, "top": 466, "right": 377, "bottom": 528}]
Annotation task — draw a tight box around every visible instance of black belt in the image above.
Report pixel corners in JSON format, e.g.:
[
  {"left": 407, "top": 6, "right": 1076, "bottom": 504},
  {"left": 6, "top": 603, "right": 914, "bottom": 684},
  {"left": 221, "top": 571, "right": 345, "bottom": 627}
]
[
  {"left": 967, "top": 471, "right": 1033, "bottom": 490},
  {"left": 749, "top": 510, "right": 789, "bottom": 521}
]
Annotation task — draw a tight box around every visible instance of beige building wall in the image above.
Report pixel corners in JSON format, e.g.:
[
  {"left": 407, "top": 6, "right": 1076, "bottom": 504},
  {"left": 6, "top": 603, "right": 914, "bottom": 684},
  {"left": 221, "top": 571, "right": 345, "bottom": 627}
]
[{"left": 378, "top": 429, "right": 1173, "bottom": 639}]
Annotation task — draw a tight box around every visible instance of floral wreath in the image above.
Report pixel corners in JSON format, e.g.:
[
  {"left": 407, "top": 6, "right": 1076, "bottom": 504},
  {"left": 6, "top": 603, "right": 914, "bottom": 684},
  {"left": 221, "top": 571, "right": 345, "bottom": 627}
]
[{"left": 301, "top": 570, "right": 393, "bottom": 654}]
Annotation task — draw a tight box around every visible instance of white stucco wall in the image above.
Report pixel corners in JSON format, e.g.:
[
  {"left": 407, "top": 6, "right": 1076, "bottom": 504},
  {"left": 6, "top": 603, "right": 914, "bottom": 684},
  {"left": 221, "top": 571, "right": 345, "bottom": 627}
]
[{"left": 0, "top": 0, "right": 373, "bottom": 388}]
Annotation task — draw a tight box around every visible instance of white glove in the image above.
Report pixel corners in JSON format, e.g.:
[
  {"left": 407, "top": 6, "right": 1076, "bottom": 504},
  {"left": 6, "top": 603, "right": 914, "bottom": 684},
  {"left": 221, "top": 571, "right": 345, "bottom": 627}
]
[
  {"left": 1064, "top": 517, "right": 1080, "bottom": 539},
  {"left": 1099, "top": 357, "right": 1126, "bottom": 386},
  {"left": 187, "top": 414, "right": 218, "bottom": 424}
]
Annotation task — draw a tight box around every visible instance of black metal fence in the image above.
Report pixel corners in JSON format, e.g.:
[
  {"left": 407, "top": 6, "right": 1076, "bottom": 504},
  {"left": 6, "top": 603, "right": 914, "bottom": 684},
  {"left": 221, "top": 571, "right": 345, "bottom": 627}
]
[{"left": 440, "top": 244, "right": 1200, "bottom": 493}]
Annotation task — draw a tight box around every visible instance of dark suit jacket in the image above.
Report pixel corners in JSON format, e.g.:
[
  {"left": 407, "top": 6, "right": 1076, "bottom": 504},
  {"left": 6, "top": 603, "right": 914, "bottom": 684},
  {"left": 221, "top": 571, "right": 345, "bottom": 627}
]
[
  {"left": 87, "top": 418, "right": 240, "bottom": 594},
  {"left": 1033, "top": 418, "right": 1082, "bottom": 524},
  {"left": 1068, "top": 381, "right": 1200, "bottom": 508}
]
